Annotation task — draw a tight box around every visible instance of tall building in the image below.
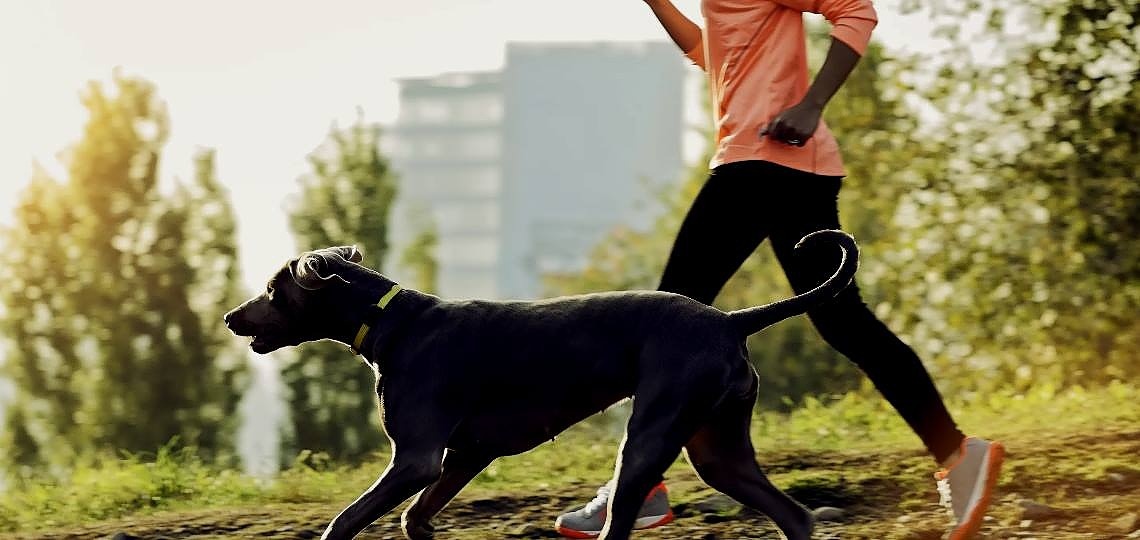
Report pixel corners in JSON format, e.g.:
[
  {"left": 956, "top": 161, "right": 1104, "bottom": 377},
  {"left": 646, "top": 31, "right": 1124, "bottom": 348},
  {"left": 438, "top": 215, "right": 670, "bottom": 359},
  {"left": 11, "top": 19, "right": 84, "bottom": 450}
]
[
  {"left": 385, "top": 72, "right": 504, "bottom": 299},
  {"left": 386, "top": 41, "right": 688, "bottom": 300},
  {"left": 498, "top": 41, "right": 686, "bottom": 299}
]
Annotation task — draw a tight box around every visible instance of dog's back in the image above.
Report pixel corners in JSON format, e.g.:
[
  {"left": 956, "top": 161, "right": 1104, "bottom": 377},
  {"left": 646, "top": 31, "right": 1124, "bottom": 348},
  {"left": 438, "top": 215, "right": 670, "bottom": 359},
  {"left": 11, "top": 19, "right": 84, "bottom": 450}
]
[{"left": 396, "top": 291, "right": 747, "bottom": 457}]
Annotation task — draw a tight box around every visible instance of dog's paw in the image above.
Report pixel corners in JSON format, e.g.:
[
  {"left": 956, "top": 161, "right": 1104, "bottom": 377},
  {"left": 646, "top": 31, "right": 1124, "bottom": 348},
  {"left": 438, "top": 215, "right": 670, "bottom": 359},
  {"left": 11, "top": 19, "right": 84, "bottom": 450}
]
[{"left": 400, "top": 512, "right": 436, "bottom": 540}]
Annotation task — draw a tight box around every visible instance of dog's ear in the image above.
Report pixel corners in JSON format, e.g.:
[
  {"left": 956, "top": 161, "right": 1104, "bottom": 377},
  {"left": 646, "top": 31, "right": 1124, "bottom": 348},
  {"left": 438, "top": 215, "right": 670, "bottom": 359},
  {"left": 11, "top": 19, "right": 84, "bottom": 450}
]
[
  {"left": 331, "top": 245, "right": 363, "bottom": 264},
  {"left": 292, "top": 252, "right": 351, "bottom": 291}
]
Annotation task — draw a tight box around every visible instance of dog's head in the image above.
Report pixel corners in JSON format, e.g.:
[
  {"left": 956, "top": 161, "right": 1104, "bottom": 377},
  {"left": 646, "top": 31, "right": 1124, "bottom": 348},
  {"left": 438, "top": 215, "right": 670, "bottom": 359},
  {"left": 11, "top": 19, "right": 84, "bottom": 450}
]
[{"left": 224, "top": 246, "right": 365, "bottom": 354}]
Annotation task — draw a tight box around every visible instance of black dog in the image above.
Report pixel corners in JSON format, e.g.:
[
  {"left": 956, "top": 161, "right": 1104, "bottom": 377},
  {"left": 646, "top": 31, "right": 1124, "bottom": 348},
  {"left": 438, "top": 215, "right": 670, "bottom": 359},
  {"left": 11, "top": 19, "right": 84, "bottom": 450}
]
[{"left": 224, "top": 229, "right": 858, "bottom": 540}]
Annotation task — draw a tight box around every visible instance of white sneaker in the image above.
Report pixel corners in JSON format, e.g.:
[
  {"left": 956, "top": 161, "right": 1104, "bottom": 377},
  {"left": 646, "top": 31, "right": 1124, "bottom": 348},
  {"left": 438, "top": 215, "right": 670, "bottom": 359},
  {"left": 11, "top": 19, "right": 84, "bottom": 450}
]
[
  {"left": 935, "top": 437, "right": 1006, "bottom": 539},
  {"left": 554, "top": 481, "right": 674, "bottom": 538}
]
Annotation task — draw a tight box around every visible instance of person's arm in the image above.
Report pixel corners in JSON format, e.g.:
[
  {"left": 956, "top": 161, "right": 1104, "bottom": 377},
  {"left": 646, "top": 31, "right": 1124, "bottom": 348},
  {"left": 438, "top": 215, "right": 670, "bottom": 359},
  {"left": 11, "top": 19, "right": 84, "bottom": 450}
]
[
  {"left": 644, "top": 0, "right": 705, "bottom": 70},
  {"left": 770, "top": 0, "right": 878, "bottom": 56},
  {"left": 762, "top": 0, "right": 878, "bottom": 145}
]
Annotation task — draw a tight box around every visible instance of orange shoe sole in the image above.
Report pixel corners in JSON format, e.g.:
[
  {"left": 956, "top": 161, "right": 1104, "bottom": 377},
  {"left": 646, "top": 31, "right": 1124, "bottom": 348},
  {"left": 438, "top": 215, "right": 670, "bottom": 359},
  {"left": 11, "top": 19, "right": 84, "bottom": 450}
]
[
  {"left": 948, "top": 441, "right": 1005, "bottom": 540},
  {"left": 555, "top": 526, "right": 600, "bottom": 539},
  {"left": 555, "top": 509, "right": 675, "bottom": 538}
]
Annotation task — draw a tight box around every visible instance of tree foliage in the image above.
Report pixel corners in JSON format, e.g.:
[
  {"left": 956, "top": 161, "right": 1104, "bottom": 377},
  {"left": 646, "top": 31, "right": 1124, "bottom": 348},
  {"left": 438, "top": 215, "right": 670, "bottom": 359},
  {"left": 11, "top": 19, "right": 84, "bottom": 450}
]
[
  {"left": 282, "top": 111, "right": 399, "bottom": 463},
  {"left": 0, "top": 72, "right": 247, "bottom": 478},
  {"left": 400, "top": 216, "right": 440, "bottom": 295},
  {"left": 877, "top": 0, "right": 1140, "bottom": 391}
]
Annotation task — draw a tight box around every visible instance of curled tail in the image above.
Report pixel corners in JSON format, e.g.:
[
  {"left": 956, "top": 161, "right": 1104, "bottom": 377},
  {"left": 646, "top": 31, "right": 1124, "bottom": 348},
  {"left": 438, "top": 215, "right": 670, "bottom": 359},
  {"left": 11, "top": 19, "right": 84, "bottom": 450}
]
[{"left": 727, "top": 229, "right": 859, "bottom": 337}]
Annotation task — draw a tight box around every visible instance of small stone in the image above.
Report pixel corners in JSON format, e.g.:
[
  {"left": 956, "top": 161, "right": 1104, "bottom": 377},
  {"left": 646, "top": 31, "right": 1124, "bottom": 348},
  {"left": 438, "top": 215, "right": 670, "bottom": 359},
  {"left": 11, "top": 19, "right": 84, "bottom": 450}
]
[
  {"left": 896, "top": 514, "right": 913, "bottom": 523},
  {"left": 1108, "top": 472, "right": 1127, "bottom": 482},
  {"left": 1111, "top": 512, "right": 1140, "bottom": 534},
  {"left": 672, "top": 502, "right": 696, "bottom": 517},
  {"left": 812, "top": 506, "right": 846, "bottom": 522},
  {"left": 988, "top": 528, "right": 1016, "bottom": 539},
  {"left": 1018, "top": 499, "right": 1059, "bottom": 520},
  {"left": 510, "top": 523, "right": 543, "bottom": 537},
  {"left": 694, "top": 493, "right": 742, "bottom": 514},
  {"left": 701, "top": 513, "right": 733, "bottom": 523},
  {"left": 1127, "top": 528, "right": 1140, "bottom": 539},
  {"left": 1019, "top": 519, "right": 1033, "bottom": 528}
]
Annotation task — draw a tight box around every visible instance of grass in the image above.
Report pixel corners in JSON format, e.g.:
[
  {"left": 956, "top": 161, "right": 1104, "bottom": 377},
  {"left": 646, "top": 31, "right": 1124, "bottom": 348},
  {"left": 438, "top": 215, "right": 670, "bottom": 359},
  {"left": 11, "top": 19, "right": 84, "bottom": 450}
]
[{"left": 1, "top": 381, "right": 1137, "bottom": 534}]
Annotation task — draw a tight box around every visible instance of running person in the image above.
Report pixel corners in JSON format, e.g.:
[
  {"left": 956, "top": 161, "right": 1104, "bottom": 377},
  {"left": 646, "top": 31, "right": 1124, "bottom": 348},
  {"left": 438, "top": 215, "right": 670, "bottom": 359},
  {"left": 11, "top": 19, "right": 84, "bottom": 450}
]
[{"left": 554, "top": 0, "right": 1004, "bottom": 538}]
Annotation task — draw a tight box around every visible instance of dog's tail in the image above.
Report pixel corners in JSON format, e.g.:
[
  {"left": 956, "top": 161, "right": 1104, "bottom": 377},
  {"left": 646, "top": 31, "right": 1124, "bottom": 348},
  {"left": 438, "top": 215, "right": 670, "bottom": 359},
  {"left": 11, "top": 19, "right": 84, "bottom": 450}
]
[{"left": 727, "top": 229, "right": 859, "bottom": 337}]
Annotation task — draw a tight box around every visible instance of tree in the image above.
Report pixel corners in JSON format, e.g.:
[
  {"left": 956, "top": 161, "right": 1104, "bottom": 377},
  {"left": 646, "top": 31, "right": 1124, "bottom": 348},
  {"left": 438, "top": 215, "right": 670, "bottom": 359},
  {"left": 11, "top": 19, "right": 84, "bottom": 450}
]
[
  {"left": 282, "top": 111, "right": 399, "bottom": 463},
  {"left": 400, "top": 213, "right": 440, "bottom": 295},
  {"left": 0, "top": 172, "right": 80, "bottom": 476},
  {"left": 877, "top": 0, "right": 1140, "bottom": 391},
  {"left": 0, "top": 72, "right": 247, "bottom": 478},
  {"left": 165, "top": 148, "right": 249, "bottom": 458}
]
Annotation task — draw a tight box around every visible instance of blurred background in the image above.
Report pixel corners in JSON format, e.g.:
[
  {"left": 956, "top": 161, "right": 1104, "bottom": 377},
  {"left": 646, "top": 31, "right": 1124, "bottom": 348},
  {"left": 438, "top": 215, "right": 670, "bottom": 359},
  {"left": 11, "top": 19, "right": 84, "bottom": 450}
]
[{"left": 0, "top": 0, "right": 1136, "bottom": 502}]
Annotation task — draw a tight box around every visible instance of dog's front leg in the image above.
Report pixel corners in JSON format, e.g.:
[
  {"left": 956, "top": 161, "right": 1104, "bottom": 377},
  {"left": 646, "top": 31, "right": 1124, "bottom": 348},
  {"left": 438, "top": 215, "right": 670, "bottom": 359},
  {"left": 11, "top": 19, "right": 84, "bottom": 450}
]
[{"left": 320, "top": 448, "right": 444, "bottom": 540}]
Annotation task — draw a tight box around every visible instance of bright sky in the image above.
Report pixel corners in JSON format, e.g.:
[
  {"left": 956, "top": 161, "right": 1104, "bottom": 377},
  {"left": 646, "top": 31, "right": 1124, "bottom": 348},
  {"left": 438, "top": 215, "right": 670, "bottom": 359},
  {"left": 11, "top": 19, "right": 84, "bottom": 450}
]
[{"left": 0, "top": 0, "right": 932, "bottom": 294}]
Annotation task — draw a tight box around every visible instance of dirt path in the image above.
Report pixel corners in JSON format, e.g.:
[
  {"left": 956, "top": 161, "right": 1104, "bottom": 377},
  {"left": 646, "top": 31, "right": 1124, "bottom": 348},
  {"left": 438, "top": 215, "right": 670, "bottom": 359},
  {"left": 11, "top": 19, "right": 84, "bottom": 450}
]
[{"left": 5, "top": 429, "right": 1139, "bottom": 540}]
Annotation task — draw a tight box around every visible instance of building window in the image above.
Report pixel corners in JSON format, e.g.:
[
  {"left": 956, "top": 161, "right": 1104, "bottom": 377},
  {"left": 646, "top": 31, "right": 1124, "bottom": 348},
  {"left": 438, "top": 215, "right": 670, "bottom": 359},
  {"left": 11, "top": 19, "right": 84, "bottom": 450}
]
[
  {"left": 435, "top": 201, "right": 499, "bottom": 232},
  {"left": 466, "top": 166, "right": 500, "bottom": 196},
  {"left": 405, "top": 98, "right": 450, "bottom": 124},
  {"left": 459, "top": 133, "right": 501, "bottom": 159},
  {"left": 438, "top": 237, "right": 498, "bottom": 266},
  {"left": 438, "top": 269, "right": 498, "bottom": 299},
  {"left": 456, "top": 94, "right": 503, "bottom": 124},
  {"left": 410, "top": 139, "right": 446, "bottom": 159}
]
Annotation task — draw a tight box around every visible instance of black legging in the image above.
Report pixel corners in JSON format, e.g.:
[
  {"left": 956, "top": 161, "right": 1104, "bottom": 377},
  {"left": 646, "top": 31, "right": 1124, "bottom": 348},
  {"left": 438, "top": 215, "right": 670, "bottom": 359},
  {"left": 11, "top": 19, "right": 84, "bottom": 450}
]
[{"left": 659, "top": 159, "right": 964, "bottom": 462}]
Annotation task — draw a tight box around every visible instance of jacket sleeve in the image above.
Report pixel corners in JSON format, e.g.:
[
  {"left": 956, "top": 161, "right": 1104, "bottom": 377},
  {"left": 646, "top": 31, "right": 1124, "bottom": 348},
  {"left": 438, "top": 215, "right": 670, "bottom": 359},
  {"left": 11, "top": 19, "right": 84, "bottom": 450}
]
[
  {"left": 772, "top": 0, "right": 878, "bottom": 55},
  {"left": 684, "top": 29, "right": 707, "bottom": 71}
]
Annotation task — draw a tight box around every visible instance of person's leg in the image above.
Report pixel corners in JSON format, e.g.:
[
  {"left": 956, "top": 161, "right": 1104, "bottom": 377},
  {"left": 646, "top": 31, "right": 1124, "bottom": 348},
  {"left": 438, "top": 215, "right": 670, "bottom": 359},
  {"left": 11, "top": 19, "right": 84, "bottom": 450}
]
[
  {"left": 766, "top": 168, "right": 963, "bottom": 458},
  {"left": 765, "top": 173, "right": 964, "bottom": 460},
  {"left": 555, "top": 161, "right": 775, "bottom": 538},
  {"left": 656, "top": 161, "right": 775, "bottom": 302},
  {"left": 765, "top": 164, "right": 1002, "bottom": 539}
]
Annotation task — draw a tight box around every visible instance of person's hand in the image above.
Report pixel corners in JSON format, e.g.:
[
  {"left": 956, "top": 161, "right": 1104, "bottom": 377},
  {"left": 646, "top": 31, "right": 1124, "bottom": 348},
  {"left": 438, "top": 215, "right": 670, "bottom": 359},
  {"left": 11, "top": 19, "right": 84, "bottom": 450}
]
[{"left": 760, "top": 101, "right": 823, "bottom": 147}]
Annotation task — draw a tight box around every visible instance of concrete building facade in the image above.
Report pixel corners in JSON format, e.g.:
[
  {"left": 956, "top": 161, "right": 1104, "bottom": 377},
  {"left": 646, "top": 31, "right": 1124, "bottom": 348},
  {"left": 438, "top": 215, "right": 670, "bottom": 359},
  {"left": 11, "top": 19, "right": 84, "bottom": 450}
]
[{"left": 386, "top": 41, "right": 688, "bottom": 300}]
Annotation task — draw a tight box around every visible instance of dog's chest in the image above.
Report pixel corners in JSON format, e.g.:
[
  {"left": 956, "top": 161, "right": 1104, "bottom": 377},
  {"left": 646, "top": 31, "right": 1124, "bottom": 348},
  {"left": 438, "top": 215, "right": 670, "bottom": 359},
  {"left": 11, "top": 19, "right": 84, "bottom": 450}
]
[{"left": 448, "top": 398, "right": 618, "bottom": 457}]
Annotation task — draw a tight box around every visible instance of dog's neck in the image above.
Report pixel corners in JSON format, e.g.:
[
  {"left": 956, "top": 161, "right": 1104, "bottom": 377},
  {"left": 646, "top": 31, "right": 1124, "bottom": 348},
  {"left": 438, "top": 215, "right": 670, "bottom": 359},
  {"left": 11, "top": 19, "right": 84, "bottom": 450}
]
[
  {"left": 328, "top": 266, "right": 436, "bottom": 367},
  {"left": 347, "top": 282, "right": 402, "bottom": 354}
]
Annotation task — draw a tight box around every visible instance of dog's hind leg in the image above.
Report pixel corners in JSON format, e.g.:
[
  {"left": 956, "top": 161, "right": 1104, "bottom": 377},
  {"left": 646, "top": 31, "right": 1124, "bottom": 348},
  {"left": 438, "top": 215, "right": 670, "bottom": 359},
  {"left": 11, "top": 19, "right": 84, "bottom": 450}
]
[
  {"left": 400, "top": 449, "right": 493, "bottom": 540},
  {"left": 684, "top": 374, "right": 813, "bottom": 540},
  {"left": 598, "top": 375, "right": 726, "bottom": 540}
]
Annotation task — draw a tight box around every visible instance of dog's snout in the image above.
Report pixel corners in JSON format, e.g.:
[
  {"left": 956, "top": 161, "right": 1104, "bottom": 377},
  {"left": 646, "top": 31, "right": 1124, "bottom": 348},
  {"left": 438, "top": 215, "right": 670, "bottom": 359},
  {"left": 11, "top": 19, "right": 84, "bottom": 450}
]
[{"left": 223, "top": 309, "right": 244, "bottom": 330}]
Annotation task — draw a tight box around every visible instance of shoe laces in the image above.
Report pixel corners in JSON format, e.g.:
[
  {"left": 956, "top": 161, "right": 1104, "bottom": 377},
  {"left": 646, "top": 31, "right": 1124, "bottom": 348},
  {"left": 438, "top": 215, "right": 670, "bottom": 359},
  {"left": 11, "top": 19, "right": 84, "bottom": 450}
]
[
  {"left": 933, "top": 437, "right": 971, "bottom": 523},
  {"left": 583, "top": 484, "right": 612, "bottom": 517},
  {"left": 934, "top": 470, "right": 956, "bottom": 521}
]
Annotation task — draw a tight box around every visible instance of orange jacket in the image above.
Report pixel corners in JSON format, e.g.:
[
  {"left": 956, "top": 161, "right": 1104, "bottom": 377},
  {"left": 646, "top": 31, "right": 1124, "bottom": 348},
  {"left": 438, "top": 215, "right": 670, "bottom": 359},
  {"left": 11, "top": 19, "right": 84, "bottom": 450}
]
[{"left": 686, "top": 0, "right": 878, "bottom": 175}]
